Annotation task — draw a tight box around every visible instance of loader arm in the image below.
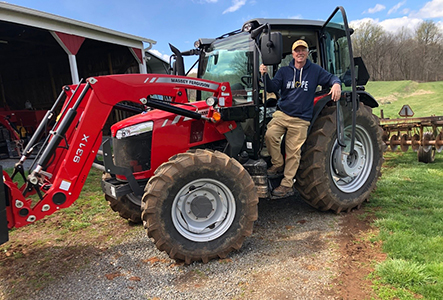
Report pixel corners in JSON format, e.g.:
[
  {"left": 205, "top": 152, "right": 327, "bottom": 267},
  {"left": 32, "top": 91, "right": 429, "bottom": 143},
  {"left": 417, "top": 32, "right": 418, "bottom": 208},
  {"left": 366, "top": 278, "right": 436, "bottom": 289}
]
[{"left": 1, "top": 74, "right": 234, "bottom": 236}]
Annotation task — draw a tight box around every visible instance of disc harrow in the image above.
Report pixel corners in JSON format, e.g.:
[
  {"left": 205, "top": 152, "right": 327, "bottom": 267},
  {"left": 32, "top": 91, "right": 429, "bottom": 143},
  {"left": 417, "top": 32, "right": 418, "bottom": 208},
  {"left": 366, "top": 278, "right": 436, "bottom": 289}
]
[{"left": 380, "top": 114, "right": 443, "bottom": 163}]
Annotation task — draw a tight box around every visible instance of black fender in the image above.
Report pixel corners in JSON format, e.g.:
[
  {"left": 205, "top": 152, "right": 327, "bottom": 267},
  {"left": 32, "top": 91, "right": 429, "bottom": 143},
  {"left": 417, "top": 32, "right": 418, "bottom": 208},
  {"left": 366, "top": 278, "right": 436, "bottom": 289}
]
[
  {"left": 310, "top": 94, "right": 333, "bottom": 135},
  {"left": 310, "top": 90, "right": 378, "bottom": 135},
  {"left": 357, "top": 90, "right": 379, "bottom": 108}
]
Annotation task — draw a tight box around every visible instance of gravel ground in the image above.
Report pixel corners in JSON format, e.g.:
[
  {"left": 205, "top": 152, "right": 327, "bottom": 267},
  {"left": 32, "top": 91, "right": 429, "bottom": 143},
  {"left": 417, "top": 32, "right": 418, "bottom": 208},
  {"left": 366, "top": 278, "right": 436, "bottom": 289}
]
[{"left": 23, "top": 194, "right": 341, "bottom": 300}]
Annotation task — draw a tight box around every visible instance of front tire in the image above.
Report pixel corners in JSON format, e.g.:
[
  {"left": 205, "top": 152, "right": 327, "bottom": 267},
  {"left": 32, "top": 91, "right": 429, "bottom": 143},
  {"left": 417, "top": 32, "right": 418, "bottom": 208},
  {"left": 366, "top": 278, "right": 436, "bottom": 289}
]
[
  {"left": 102, "top": 173, "right": 142, "bottom": 223},
  {"left": 295, "top": 104, "right": 383, "bottom": 213},
  {"left": 105, "top": 194, "right": 142, "bottom": 223},
  {"left": 141, "top": 149, "right": 258, "bottom": 264}
]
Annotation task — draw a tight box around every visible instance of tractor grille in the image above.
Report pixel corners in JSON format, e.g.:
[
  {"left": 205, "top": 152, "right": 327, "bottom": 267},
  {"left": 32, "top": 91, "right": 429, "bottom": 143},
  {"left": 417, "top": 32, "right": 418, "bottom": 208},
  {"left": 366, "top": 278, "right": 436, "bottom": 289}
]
[{"left": 112, "top": 131, "right": 152, "bottom": 173}]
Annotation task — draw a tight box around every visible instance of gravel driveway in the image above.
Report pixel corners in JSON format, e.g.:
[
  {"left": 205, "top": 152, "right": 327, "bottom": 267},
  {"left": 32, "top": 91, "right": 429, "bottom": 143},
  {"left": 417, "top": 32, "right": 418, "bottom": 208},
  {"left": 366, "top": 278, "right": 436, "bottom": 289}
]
[{"left": 23, "top": 193, "right": 341, "bottom": 300}]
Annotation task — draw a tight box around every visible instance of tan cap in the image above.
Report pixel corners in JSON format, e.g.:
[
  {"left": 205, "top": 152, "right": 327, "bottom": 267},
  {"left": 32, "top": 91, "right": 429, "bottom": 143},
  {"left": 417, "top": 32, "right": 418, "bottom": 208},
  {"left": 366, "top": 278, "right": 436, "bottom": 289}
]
[{"left": 292, "top": 40, "right": 308, "bottom": 51}]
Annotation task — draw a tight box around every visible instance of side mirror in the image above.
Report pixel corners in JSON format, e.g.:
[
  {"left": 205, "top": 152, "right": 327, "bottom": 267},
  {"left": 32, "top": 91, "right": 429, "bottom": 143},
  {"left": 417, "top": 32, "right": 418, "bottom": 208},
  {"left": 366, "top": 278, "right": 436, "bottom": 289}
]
[
  {"left": 169, "top": 43, "right": 185, "bottom": 76},
  {"left": 354, "top": 57, "right": 370, "bottom": 85},
  {"left": 260, "top": 32, "right": 283, "bottom": 66}
]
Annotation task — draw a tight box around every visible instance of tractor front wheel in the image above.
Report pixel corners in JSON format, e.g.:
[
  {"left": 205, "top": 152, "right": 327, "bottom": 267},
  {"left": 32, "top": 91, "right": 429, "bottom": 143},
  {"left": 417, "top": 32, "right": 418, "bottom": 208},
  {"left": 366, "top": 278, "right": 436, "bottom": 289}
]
[
  {"left": 141, "top": 149, "right": 258, "bottom": 264},
  {"left": 295, "top": 104, "right": 383, "bottom": 213},
  {"left": 105, "top": 194, "right": 142, "bottom": 223},
  {"left": 103, "top": 173, "right": 142, "bottom": 223}
]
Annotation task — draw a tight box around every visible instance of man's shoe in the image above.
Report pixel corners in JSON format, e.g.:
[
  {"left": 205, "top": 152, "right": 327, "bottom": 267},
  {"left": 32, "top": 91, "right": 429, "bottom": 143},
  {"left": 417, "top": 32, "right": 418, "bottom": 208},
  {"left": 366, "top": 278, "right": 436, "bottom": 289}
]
[
  {"left": 267, "top": 165, "right": 284, "bottom": 178},
  {"left": 272, "top": 185, "right": 295, "bottom": 198}
]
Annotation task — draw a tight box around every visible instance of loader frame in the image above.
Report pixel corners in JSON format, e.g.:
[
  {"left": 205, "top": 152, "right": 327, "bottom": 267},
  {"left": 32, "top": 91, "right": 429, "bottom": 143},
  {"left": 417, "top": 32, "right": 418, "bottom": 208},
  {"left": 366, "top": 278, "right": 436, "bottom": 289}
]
[{"left": 1, "top": 75, "right": 235, "bottom": 235}]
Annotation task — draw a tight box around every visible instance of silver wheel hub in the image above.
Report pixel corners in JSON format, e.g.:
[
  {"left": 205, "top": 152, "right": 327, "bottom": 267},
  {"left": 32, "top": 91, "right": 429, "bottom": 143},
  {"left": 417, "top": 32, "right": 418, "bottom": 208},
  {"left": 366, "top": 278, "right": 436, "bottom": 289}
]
[
  {"left": 333, "top": 140, "right": 366, "bottom": 178},
  {"left": 172, "top": 179, "right": 235, "bottom": 242},
  {"left": 330, "top": 125, "right": 374, "bottom": 193}
]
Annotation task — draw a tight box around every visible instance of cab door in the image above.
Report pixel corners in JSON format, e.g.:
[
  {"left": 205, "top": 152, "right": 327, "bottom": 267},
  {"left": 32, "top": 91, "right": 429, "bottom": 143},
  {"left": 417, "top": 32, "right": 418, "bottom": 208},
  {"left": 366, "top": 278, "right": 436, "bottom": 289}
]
[
  {"left": 321, "top": 6, "right": 356, "bottom": 94},
  {"left": 321, "top": 6, "right": 357, "bottom": 152}
]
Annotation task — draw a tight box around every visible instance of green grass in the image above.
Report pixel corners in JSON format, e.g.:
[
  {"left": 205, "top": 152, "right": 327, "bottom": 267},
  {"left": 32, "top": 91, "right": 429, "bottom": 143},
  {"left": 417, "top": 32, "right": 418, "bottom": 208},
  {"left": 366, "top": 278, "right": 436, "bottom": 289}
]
[
  {"left": 360, "top": 80, "right": 443, "bottom": 299},
  {"left": 365, "top": 80, "right": 443, "bottom": 119},
  {"left": 367, "top": 151, "right": 443, "bottom": 299}
]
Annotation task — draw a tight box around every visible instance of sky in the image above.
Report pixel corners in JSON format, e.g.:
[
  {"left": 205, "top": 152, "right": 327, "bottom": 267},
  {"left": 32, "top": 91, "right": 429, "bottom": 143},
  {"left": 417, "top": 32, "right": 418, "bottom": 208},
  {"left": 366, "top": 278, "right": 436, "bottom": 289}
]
[{"left": 3, "top": 0, "right": 443, "bottom": 68}]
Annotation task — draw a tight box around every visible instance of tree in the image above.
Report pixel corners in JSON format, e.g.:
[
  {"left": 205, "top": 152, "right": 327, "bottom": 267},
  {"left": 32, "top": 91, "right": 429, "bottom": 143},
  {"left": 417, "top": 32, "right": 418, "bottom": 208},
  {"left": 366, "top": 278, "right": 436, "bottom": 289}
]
[
  {"left": 351, "top": 19, "right": 443, "bottom": 82},
  {"left": 352, "top": 21, "right": 389, "bottom": 81},
  {"left": 415, "top": 20, "right": 443, "bottom": 81}
]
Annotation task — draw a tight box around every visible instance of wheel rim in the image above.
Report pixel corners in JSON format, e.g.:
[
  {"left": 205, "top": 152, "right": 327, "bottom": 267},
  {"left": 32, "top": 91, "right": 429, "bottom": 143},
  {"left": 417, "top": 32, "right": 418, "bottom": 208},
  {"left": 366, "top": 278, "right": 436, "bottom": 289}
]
[
  {"left": 331, "top": 125, "right": 374, "bottom": 193},
  {"left": 172, "top": 178, "right": 236, "bottom": 242}
]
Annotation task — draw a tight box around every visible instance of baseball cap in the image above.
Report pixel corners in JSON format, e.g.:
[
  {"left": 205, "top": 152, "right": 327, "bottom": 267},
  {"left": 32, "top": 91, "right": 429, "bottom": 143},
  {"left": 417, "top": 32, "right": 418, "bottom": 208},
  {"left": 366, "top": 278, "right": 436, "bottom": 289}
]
[{"left": 292, "top": 40, "right": 308, "bottom": 51}]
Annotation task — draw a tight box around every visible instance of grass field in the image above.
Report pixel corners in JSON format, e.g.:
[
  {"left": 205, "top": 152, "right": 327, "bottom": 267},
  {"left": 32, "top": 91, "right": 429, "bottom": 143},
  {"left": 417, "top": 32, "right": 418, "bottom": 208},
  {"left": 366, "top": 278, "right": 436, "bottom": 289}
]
[
  {"left": 368, "top": 152, "right": 443, "bottom": 299},
  {"left": 365, "top": 80, "right": 443, "bottom": 119},
  {"left": 365, "top": 80, "right": 443, "bottom": 299}
]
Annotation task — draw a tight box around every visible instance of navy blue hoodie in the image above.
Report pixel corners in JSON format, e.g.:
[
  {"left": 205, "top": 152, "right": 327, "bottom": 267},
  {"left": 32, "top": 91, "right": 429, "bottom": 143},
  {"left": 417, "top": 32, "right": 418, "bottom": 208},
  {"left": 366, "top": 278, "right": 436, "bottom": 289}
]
[{"left": 264, "top": 59, "right": 340, "bottom": 121}]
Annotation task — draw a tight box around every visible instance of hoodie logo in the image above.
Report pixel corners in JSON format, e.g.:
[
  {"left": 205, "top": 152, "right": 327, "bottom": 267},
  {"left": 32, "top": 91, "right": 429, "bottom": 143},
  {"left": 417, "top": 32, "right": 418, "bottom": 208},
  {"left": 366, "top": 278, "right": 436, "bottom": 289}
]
[{"left": 287, "top": 80, "right": 308, "bottom": 91}]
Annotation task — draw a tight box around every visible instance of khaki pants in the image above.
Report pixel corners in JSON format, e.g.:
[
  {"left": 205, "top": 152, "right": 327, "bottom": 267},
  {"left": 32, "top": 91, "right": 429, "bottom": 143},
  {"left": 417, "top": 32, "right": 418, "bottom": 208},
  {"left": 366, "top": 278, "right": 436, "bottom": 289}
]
[{"left": 265, "top": 110, "right": 310, "bottom": 188}]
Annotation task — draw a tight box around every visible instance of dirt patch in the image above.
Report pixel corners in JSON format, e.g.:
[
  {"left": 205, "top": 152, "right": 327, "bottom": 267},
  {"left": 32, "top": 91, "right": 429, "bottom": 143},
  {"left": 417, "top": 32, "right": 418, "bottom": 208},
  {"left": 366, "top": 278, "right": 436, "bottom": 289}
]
[
  {"left": 378, "top": 94, "right": 399, "bottom": 104},
  {"left": 377, "top": 89, "right": 433, "bottom": 105},
  {"left": 407, "top": 89, "right": 434, "bottom": 97},
  {"left": 331, "top": 209, "right": 387, "bottom": 300},
  {"left": 0, "top": 215, "right": 135, "bottom": 299}
]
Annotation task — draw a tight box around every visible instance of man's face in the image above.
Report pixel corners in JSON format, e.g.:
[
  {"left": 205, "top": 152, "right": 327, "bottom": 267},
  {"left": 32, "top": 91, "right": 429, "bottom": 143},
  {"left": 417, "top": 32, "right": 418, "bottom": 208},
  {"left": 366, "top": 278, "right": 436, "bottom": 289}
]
[{"left": 292, "top": 46, "right": 308, "bottom": 64}]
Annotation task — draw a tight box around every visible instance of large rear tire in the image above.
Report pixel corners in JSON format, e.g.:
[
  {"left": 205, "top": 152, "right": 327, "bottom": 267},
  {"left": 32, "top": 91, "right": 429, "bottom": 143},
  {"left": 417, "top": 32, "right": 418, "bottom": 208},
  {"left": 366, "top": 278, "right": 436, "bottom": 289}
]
[
  {"left": 141, "top": 149, "right": 258, "bottom": 264},
  {"left": 295, "top": 104, "right": 383, "bottom": 213}
]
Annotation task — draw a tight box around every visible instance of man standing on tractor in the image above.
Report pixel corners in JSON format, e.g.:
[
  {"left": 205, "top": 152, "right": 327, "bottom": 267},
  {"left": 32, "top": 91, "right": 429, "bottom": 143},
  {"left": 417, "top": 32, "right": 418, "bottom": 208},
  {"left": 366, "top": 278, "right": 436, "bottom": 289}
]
[{"left": 260, "top": 39, "right": 342, "bottom": 198}]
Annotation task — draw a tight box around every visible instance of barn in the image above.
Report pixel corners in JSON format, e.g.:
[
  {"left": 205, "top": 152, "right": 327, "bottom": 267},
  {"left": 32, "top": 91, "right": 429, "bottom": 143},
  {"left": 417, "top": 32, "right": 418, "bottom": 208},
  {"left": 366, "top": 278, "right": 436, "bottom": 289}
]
[{"left": 0, "top": 3, "right": 168, "bottom": 157}]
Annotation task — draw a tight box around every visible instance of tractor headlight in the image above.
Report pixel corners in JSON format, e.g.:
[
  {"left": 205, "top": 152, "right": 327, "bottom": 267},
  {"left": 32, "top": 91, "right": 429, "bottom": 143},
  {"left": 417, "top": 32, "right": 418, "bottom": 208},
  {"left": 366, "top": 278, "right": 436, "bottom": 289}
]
[
  {"left": 116, "top": 121, "right": 153, "bottom": 139},
  {"left": 242, "top": 22, "right": 253, "bottom": 32},
  {"left": 206, "top": 97, "right": 218, "bottom": 107}
]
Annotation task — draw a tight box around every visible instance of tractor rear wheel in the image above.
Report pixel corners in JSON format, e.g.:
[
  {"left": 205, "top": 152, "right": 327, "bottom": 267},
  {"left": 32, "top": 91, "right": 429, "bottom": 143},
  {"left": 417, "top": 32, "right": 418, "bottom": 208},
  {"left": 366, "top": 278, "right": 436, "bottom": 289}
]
[
  {"left": 295, "top": 104, "right": 383, "bottom": 213},
  {"left": 141, "top": 149, "right": 258, "bottom": 264}
]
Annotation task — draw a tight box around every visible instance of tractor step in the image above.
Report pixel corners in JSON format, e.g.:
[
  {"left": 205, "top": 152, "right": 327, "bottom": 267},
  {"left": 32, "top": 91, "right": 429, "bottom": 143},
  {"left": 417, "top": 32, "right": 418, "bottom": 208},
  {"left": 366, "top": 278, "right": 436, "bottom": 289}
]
[{"left": 0, "top": 166, "right": 9, "bottom": 245}]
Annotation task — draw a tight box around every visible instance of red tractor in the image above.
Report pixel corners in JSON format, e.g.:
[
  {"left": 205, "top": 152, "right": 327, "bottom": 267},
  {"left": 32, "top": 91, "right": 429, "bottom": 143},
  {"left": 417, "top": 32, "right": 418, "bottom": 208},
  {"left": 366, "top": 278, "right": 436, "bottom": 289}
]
[{"left": 0, "top": 7, "right": 383, "bottom": 264}]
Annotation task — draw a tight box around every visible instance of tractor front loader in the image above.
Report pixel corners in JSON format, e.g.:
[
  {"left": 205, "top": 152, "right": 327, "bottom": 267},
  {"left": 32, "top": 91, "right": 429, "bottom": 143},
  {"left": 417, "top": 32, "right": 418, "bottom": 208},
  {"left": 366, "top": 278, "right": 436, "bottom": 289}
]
[{"left": 1, "top": 6, "right": 384, "bottom": 263}]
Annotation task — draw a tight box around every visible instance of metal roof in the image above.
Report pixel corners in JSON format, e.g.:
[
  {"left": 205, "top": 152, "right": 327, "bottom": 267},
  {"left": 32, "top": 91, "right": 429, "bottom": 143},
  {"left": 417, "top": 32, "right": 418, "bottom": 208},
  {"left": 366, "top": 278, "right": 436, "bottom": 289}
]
[
  {"left": 245, "top": 18, "right": 324, "bottom": 28},
  {"left": 0, "top": 2, "right": 156, "bottom": 50}
]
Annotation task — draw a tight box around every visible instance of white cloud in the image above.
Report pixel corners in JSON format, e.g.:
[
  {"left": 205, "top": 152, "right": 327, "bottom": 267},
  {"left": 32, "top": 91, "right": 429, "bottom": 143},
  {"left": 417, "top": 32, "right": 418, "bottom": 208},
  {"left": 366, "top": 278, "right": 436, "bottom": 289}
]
[
  {"left": 364, "top": 4, "right": 386, "bottom": 14},
  {"left": 148, "top": 49, "right": 170, "bottom": 62},
  {"left": 379, "top": 17, "right": 423, "bottom": 32},
  {"left": 349, "top": 18, "right": 379, "bottom": 29},
  {"left": 223, "top": 0, "right": 247, "bottom": 14},
  {"left": 388, "top": 1, "right": 406, "bottom": 15},
  {"left": 289, "top": 14, "right": 303, "bottom": 19},
  {"left": 411, "top": 0, "right": 443, "bottom": 18},
  {"left": 351, "top": 1, "right": 443, "bottom": 35},
  {"left": 350, "top": 17, "right": 423, "bottom": 33}
]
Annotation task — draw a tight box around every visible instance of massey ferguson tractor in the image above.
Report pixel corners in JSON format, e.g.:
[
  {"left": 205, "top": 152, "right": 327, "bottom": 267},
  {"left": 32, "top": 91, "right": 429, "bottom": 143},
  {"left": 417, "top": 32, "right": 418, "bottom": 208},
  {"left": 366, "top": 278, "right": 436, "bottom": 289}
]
[{"left": 0, "top": 7, "right": 383, "bottom": 263}]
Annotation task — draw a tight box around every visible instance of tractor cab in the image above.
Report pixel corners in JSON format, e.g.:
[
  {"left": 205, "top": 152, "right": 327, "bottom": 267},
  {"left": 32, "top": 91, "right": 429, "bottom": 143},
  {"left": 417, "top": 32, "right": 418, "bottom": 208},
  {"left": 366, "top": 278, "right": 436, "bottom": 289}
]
[{"left": 174, "top": 7, "right": 371, "bottom": 160}]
